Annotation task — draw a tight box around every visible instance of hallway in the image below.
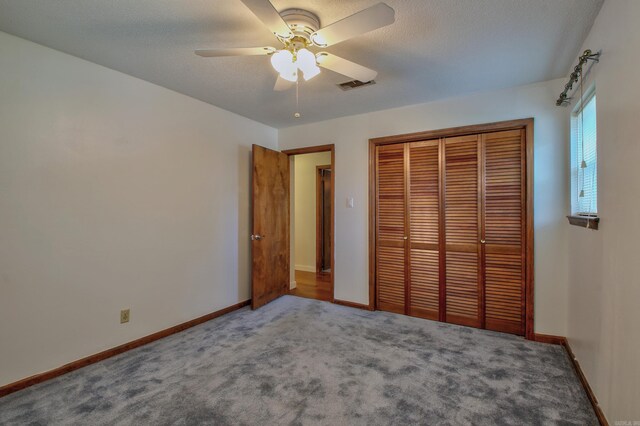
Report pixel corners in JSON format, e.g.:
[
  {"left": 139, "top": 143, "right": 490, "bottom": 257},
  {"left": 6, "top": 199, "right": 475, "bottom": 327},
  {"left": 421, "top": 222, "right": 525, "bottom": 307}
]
[{"left": 290, "top": 270, "right": 332, "bottom": 302}]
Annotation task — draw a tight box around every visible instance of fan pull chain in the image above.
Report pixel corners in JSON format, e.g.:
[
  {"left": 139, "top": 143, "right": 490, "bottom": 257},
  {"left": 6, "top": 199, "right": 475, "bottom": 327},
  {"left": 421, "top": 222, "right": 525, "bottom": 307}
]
[{"left": 294, "top": 80, "right": 301, "bottom": 118}]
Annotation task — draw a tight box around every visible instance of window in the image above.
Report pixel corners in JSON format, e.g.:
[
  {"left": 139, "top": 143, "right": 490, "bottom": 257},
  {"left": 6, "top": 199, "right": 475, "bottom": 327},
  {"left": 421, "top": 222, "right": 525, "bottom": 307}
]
[{"left": 570, "top": 91, "right": 597, "bottom": 217}]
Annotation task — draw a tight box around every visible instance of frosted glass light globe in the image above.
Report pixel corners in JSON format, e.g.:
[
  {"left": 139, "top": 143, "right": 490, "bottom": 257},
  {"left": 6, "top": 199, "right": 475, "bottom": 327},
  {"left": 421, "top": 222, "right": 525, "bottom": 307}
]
[
  {"left": 270, "top": 50, "right": 293, "bottom": 74},
  {"left": 296, "top": 48, "right": 321, "bottom": 81},
  {"left": 271, "top": 50, "right": 297, "bottom": 82}
]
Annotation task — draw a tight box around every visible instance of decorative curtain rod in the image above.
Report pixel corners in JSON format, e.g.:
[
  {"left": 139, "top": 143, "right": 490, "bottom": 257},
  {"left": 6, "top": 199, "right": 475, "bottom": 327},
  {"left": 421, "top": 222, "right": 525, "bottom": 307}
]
[{"left": 556, "top": 49, "right": 601, "bottom": 106}]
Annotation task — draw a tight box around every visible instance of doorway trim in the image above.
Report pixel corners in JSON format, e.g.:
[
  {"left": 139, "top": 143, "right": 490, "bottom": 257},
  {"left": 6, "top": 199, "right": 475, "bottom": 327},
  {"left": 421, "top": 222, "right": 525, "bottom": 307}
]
[
  {"left": 368, "top": 119, "right": 535, "bottom": 340},
  {"left": 283, "top": 144, "right": 335, "bottom": 302}
]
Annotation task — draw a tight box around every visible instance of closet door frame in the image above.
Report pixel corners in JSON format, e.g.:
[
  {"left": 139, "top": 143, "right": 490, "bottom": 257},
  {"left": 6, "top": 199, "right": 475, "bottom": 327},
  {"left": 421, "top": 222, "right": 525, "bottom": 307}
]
[{"left": 368, "top": 118, "right": 535, "bottom": 340}]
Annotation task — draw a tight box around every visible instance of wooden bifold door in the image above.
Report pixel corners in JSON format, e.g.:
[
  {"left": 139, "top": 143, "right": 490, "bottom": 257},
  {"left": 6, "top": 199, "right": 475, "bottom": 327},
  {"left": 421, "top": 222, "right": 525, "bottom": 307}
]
[{"left": 372, "top": 120, "right": 532, "bottom": 336}]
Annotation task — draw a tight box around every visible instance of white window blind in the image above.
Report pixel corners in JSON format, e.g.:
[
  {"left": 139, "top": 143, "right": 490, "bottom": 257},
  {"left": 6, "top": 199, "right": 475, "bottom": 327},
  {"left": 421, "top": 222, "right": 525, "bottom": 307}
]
[{"left": 571, "top": 93, "right": 597, "bottom": 215}]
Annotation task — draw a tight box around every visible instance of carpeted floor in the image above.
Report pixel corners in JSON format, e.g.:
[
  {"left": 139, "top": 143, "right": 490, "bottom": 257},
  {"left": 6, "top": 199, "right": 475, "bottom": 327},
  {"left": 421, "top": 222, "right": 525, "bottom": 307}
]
[{"left": 0, "top": 295, "right": 597, "bottom": 425}]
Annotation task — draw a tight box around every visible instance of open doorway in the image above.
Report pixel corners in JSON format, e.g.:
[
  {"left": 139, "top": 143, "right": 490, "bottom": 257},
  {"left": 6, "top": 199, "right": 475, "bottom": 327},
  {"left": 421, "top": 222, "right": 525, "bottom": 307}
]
[{"left": 283, "top": 145, "right": 334, "bottom": 302}]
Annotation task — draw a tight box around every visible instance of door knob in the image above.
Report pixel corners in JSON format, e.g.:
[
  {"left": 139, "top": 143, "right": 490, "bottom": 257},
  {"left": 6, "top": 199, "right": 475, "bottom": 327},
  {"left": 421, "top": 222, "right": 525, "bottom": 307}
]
[
  {"left": 403, "top": 236, "right": 408, "bottom": 240},
  {"left": 251, "top": 234, "right": 264, "bottom": 241},
  {"left": 480, "top": 239, "right": 486, "bottom": 244}
]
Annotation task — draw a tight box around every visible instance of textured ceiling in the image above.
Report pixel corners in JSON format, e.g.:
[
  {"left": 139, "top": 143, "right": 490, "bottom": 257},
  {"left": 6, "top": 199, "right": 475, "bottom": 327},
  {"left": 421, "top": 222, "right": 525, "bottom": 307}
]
[{"left": 0, "top": 0, "right": 603, "bottom": 128}]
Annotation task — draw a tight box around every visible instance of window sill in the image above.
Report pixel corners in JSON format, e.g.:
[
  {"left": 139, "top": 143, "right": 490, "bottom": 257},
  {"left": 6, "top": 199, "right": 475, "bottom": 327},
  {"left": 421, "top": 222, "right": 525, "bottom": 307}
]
[{"left": 567, "top": 215, "right": 600, "bottom": 230}]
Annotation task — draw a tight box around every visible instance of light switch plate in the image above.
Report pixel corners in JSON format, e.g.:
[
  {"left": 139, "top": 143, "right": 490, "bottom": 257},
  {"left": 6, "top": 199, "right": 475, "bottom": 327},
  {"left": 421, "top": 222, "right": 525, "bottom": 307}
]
[{"left": 347, "top": 197, "right": 354, "bottom": 208}]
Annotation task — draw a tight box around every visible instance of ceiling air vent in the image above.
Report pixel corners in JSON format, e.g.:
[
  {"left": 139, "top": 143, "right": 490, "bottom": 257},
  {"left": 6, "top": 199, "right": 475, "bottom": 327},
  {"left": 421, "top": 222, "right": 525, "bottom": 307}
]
[{"left": 337, "top": 80, "right": 376, "bottom": 91}]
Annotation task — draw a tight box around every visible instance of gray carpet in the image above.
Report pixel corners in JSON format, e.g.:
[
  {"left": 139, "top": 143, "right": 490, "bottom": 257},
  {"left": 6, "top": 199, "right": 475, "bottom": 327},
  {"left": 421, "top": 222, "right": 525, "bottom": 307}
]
[{"left": 0, "top": 295, "right": 596, "bottom": 425}]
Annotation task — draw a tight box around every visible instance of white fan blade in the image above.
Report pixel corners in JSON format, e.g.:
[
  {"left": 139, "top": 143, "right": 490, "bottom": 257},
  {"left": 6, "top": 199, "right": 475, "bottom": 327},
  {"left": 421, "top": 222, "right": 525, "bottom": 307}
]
[
  {"left": 274, "top": 75, "right": 295, "bottom": 91},
  {"left": 310, "top": 3, "right": 395, "bottom": 47},
  {"left": 239, "top": 0, "right": 294, "bottom": 40},
  {"left": 316, "top": 53, "right": 377, "bottom": 82},
  {"left": 195, "top": 47, "right": 276, "bottom": 57}
]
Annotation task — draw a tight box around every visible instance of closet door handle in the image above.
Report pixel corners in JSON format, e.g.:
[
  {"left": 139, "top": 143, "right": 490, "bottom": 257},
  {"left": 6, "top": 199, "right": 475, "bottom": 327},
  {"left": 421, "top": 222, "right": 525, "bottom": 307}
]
[
  {"left": 480, "top": 239, "right": 486, "bottom": 244},
  {"left": 403, "top": 236, "right": 408, "bottom": 240}
]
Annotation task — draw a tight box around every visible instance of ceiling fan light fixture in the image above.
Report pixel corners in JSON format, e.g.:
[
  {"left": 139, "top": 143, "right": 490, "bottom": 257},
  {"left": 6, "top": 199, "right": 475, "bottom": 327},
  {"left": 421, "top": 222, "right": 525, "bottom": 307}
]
[
  {"left": 196, "top": 1, "right": 395, "bottom": 101},
  {"left": 295, "top": 48, "right": 315, "bottom": 69},
  {"left": 270, "top": 49, "right": 293, "bottom": 74},
  {"left": 296, "top": 48, "right": 320, "bottom": 81},
  {"left": 280, "top": 69, "right": 298, "bottom": 82},
  {"left": 302, "top": 66, "right": 320, "bottom": 81},
  {"left": 271, "top": 49, "right": 298, "bottom": 82}
]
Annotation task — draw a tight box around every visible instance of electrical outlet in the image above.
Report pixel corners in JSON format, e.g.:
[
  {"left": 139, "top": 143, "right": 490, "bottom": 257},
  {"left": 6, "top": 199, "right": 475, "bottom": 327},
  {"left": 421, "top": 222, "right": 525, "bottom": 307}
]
[{"left": 120, "top": 309, "right": 130, "bottom": 324}]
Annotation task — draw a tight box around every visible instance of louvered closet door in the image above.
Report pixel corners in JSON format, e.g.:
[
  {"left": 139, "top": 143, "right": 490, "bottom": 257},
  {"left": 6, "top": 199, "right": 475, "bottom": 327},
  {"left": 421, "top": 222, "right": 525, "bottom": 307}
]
[
  {"left": 408, "top": 141, "right": 440, "bottom": 320},
  {"left": 375, "top": 144, "right": 406, "bottom": 314},
  {"left": 444, "top": 135, "right": 482, "bottom": 328},
  {"left": 482, "top": 130, "right": 525, "bottom": 335}
]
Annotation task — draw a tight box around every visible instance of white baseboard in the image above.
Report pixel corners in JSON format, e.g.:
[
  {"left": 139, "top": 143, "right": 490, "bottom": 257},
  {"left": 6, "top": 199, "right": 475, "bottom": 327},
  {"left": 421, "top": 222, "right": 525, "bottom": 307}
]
[
  {"left": 294, "top": 265, "right": 316, "bottom": 273},
  {"left": 290, "top": 280, "right": 297, "bottom": 290}
]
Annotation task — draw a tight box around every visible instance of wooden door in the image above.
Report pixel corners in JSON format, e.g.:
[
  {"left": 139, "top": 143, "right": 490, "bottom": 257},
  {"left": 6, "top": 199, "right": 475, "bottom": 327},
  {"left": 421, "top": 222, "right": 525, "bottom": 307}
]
[
  {"left": 407, "top": 140, "right": 440, "bottom": 320},
  {"left": 251, "top": 144, "right": 290, "bottom": 309},
  {"left": 375, "top": 144, "right": 406, "bottom": 314},
  {"left": 443, "top": 135, "right": 482, "bottom": 328},
  {"left": 482, "top": 130, "right": 525, "bottom": 334}
]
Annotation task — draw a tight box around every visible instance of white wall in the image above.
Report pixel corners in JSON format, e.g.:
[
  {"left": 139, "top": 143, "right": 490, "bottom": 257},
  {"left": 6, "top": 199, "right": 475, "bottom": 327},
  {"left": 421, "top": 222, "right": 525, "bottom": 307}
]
[
  {"left": 293, "top": 152, "right": 331, "bottom": 272},
  {"left": 279, "top": 79, "right": 569, "bottom": 335},
  {"left": 565, "top": 0, "right": 640, "bottom": 422},
  {"left": 0, "top": 31, "right": 277, "bottom": 386}
]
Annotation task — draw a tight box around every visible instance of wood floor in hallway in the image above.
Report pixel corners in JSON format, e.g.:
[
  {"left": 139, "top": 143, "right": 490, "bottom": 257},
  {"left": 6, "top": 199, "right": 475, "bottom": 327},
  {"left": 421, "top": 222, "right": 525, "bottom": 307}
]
[{"left": 289, "top": 270, "right": 332, "bottom": 301}]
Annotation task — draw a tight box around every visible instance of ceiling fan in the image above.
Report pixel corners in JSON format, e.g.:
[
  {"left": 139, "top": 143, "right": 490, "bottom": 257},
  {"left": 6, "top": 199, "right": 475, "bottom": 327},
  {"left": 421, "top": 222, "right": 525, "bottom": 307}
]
[{"left": 195, "top": 0, "right": 395, "bottom": 92}]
